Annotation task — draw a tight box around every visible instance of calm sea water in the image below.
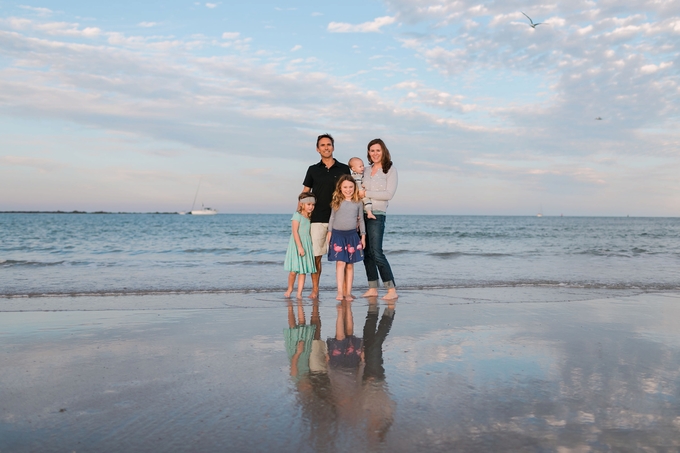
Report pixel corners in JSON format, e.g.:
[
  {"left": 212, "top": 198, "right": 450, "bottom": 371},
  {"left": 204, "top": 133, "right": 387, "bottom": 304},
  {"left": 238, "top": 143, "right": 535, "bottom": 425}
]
[{"left": 1, "top": 213, "right": 679, "bottom": 297}]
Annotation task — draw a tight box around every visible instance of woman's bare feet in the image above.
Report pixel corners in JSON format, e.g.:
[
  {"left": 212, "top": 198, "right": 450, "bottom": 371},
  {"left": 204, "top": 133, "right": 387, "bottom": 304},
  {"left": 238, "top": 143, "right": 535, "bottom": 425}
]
[
  {"left": 362, "top": 288, "right": 379, "bottom": 297},
  {"left": 296, "top": 292, "right": 303, "bottom": 299},
  {"left": 284, "top": 290, "right": 293, "bottom": 298},
  {"left": 345, "top": 293, "right": 356, "bottom": 301},
  {"left": 308, "top": 291, "right": 318, "bottom": 299},
  {"left": 336, "top": 293, "right": 344, "bottom": 301},
  {"left": 382, "top": 288, "right": 398, "bottom": 300}
]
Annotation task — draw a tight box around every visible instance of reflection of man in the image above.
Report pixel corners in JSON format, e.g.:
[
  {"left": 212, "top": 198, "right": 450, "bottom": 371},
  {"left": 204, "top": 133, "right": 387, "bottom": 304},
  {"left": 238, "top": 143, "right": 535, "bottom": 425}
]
[{"left": 302, "top": 134, "right": 351, "bottom": 298}]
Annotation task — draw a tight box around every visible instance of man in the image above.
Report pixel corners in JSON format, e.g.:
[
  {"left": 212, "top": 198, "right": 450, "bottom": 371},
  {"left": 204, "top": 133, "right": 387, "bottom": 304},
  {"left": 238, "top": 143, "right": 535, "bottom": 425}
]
[{"left": 302, "top": 133, "right": 351, "bottom": 298}]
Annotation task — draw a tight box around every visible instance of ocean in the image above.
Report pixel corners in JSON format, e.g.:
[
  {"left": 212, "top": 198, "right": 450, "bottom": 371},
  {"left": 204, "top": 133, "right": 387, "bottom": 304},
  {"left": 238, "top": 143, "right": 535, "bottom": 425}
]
[{"left": 1, "top": 213, "right": 679, "bottom": 298}]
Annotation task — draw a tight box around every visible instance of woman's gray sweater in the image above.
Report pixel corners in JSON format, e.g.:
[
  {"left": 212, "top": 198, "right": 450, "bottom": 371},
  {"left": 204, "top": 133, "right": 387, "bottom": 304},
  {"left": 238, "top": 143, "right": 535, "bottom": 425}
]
[{"left": 363, "top": 166, "right": 398, "bottom": 213}]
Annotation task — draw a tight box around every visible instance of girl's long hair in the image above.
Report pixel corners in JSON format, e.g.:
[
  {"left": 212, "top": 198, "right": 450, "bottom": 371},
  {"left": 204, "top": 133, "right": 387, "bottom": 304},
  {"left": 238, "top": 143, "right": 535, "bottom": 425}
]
[
  {"left": 330, "top": 175, "right": 360, "bottom": 210},
  {"left": 367, "top": 138, "right": 393, "bottom": 174}
]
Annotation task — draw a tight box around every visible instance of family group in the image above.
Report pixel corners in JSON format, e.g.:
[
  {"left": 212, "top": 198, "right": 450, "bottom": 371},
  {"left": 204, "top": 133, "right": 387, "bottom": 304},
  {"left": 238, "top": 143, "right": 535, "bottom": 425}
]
[{"left": 284, "top": 134, "right": 398, "bottom": 301}]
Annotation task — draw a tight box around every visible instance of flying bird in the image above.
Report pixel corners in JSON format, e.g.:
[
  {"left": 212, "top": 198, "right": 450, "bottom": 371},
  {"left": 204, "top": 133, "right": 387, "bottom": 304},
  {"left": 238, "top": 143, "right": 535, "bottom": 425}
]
[
  {"left": 521, "top": 12, "right": 543, "bottom": 28},
  {"left": 595, "top": 117, "right": 603, "bottom": 120}
]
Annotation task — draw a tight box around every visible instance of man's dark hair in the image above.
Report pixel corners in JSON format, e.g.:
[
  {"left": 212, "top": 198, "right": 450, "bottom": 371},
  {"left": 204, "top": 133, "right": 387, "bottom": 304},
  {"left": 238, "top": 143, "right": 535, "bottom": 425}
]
[{"left": 316, "top": 133, "right": 335, "bottom": 148}]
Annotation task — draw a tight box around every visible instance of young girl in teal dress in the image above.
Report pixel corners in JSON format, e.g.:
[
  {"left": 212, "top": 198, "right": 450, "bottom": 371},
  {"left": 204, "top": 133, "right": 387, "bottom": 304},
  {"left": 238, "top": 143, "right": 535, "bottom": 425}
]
[{"left": 284, "top": 192, "right": 317, "bottom": 298}]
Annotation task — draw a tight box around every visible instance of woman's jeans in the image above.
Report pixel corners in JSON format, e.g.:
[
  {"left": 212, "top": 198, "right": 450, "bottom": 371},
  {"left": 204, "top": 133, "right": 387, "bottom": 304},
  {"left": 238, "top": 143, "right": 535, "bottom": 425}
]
[{"left": 363, "top": 214, "right": 395, "bottom": 289}]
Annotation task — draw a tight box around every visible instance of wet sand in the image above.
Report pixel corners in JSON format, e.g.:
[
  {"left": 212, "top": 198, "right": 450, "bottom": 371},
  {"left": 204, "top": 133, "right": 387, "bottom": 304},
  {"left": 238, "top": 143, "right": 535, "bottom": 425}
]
[{"left": 2, "top": 287, "right": 680, "bottom": 452}]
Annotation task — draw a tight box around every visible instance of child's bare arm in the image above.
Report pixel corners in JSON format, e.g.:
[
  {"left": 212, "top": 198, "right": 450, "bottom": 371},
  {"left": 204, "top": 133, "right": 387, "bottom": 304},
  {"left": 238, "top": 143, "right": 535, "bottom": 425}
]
[{"left": 291, "top": 220, "right": 304, "bottom": 256}]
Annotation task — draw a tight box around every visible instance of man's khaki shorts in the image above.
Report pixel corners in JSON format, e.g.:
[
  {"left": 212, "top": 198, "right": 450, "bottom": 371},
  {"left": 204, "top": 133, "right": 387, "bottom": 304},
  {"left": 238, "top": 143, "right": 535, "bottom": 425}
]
[{"left": 310, "top": 222, "right": 329, "bottom": 256}]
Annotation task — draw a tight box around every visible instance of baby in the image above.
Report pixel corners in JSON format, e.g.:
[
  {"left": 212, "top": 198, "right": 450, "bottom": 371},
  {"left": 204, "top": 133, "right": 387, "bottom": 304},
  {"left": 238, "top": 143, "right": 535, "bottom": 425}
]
[{"left": 348, "top": 157, "right": 376, "bottom": 220}]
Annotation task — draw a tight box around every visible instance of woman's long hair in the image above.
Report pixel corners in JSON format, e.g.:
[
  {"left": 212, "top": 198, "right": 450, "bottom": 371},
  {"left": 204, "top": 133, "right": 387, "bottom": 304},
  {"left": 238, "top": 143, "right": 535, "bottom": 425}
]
[
  {"left": 367, "top": 138, "right": 393, "bottom": 174},
  {"left": 330, "top": 175, "right": 360, "bottom": 210}
]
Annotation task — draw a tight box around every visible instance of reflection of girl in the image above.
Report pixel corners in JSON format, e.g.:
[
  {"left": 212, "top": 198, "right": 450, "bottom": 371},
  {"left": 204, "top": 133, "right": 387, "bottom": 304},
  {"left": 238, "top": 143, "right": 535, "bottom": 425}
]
[
  {"left": 327, "top": 300, "right": 363, "bottom": 368},
  {"left": 284, "top": 299, "right": 315, "bottom": 380}
]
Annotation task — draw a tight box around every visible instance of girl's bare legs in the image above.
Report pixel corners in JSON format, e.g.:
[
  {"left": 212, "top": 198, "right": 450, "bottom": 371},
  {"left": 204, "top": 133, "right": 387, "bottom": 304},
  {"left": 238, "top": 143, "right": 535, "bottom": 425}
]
[
  {"left": 335, "top": 302, "right": 346, "bottom": 340},
  {"left": 343, "top": 299, "right": 354, "bottom": 337},
  {"left": 297, "top": 298, "right": 306, "bottom": 325},
  {"left": 344, "top": 263, "right": 355, "bottom": 300},
  {"left": 335, "top": 261, "right": 347, "bottom": 300},
  {"left": 285, "top": 272, "right": 296, "bottom": 298},
  {"left": 296, "top": 273, "right": 306, "bottom": 299},
  {"left": 287, "top": 300, "right": 296, "bottom": 328}
]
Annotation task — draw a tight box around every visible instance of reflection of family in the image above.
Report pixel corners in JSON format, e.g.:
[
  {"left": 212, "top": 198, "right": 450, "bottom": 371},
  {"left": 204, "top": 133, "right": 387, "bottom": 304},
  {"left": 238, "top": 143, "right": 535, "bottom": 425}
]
[
  {"left": 284, "top": 133, "right": 398, "bottom": 300},
  {"left": 284, "top": 298, "right": 396, "bottom": 446}
]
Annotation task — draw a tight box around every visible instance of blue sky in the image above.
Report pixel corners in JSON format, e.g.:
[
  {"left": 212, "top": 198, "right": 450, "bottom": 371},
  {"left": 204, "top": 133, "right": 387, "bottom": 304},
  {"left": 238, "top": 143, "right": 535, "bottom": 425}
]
[{"left": 1, "top": 0, "right": 679, "bottom": 215}]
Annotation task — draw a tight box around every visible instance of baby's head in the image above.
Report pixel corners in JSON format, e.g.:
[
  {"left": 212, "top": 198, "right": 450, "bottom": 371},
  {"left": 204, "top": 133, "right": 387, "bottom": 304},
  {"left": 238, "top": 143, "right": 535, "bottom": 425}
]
[{"left": 349, "top": 157, "right": 364, "bottom": 174}]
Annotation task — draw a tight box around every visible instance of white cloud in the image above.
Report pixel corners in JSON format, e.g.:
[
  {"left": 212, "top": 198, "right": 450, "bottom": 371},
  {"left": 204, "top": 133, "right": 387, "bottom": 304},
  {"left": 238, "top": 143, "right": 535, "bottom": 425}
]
[
  {"left": 222, "top": 32, "right": 240, "bottom": 39},
  {"left": 0, "top": 156, "right": 64, "bottom": 172},
  {"left": 311, "top": 12, "right": 323, "bottom": 17},
  {"left": 205, "top": 3, "right": 218, "bottom": 8},
  {"left": 138, "top": 22, "right": 157, "bottom": 28},
  {"left": 328, "top": 16, "right": 396, "bottom": 33},
  {"left": 291, "top": 45, "right": 301, "bottom": 52},
  {"left": 35, "top": 21, "right": 102, "bottom": 37},
  {"left": 19, "top": 5, "right": 53, "bottom": 16}
]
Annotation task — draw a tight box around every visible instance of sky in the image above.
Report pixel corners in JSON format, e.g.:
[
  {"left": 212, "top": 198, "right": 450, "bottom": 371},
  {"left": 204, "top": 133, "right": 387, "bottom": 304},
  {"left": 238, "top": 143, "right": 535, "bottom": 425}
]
[{"left": 0, "top": 0, "right": 678, "bottom": 215}]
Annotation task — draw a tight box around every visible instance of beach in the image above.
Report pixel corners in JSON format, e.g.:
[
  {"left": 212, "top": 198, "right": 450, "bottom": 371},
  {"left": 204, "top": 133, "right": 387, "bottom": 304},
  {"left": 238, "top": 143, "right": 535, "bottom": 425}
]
[{"left": 2, "top": 287, "right": 680, "bottom": 452}]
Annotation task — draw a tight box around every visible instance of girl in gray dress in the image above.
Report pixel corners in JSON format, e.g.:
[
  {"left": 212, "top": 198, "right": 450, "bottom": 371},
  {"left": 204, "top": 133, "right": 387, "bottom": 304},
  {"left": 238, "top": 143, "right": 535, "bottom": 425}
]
[{"left": 326, "top": 175, "right": 366, "bottom": 300}]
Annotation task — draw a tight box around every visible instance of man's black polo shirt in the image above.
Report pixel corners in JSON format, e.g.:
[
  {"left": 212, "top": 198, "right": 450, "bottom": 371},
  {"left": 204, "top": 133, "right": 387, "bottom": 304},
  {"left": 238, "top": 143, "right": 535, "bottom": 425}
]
[{"left": 303, "top": 159, "right": 351, "bottom": 223}]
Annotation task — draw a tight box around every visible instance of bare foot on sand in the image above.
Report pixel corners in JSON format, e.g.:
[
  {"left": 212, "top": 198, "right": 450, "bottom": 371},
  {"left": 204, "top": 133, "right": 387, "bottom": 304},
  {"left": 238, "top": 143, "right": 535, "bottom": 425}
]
[
  {"left": 382, "top": 288, "right": 398, "bottom": 300},
  {"left": 336, "top": 293, "right": 344, "bottom": 301},
  {"left": 362, "top": 288, "right": 379, "bottom": 297},
  {"left": 345, "top": 293, "right": 356, "bottom": 301},
  {"left": 308, "top": 292, "right": 318, "bottom": 299},
  {"left": 284, "top": 290, "right": 293, "bottom": 298}
]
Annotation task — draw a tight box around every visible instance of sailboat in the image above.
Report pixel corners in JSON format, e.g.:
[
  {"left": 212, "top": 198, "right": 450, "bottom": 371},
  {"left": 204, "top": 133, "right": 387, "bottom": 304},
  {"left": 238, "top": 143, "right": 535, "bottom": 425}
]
[
  {"left": 190, "top": 204, "right": 217, "bottom": 216},
  {"left": 184, "top": 179, "right": 218, "bottom": 215}
]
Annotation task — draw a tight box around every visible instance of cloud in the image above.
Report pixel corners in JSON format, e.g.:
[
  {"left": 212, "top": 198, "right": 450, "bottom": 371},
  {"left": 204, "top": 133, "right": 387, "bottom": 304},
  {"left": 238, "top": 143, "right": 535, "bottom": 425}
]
[
  {"left": 138, "top": 22, "right": 157, "bottom": 28},
  {"left": 2, "top": 3, "right": 680, "bottom": 215},
  {"left": 205, "top": 3, "right": 219, "bottom": 9},
  {"left": 328, "top": 16, "right": 396, "bottom": 33},
  {"left": 311, "top": 12, "right": 323, "bottom": 17},
  {"left": 0, "top": 156, "right": 64, "bottom": 172},
  {"left": 19, "top": 5, "right": 53, "bottom": 16}
]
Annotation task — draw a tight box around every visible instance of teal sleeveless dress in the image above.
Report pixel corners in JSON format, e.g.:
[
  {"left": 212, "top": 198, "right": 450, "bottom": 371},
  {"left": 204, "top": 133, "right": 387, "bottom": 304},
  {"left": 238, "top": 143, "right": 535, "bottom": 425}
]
[{"left": 284, "top": 212, "right": 317, "bottom": 274}]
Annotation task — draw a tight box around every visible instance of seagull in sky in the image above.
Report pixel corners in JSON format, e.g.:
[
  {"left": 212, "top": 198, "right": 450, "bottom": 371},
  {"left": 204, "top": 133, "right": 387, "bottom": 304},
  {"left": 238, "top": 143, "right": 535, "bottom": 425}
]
[
  {"left": 595, "top": 117, "right": 603, "bottom": 120},
  {"left": 521, "top": 12, "right": 543, "bottom": 28}
]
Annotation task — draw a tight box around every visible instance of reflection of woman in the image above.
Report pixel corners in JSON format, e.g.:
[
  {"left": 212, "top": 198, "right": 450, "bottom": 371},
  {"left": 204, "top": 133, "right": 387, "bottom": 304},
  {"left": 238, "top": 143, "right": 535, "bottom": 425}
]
[
  {"left": 361, "top": 299, "right": 396, "bottom": 444},
  {"left": 360, "top": 139, "right": 398, "bottom": 300}
]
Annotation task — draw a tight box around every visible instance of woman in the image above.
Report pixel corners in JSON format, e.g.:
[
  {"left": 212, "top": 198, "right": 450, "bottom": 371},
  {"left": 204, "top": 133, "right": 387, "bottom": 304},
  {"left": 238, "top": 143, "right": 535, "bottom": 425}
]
[{"left": 360, "top": 138, "right": 398, "bottom": 300}]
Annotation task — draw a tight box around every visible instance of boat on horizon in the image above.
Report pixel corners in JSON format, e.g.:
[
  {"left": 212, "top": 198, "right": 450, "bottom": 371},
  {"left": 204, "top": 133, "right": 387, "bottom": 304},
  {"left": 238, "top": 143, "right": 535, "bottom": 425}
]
[
  {"left": 189, "top": 205, "right": 218, "bottom": 215},
  {"left": 181, "top": 178, "right": 218, "bottom": 215}
]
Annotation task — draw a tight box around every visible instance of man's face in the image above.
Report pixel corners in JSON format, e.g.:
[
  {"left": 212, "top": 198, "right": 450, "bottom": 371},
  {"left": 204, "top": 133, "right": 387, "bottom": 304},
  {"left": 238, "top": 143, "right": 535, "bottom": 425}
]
[{"left": 316, "top": 137, "right": 334, "bottom": 159}]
